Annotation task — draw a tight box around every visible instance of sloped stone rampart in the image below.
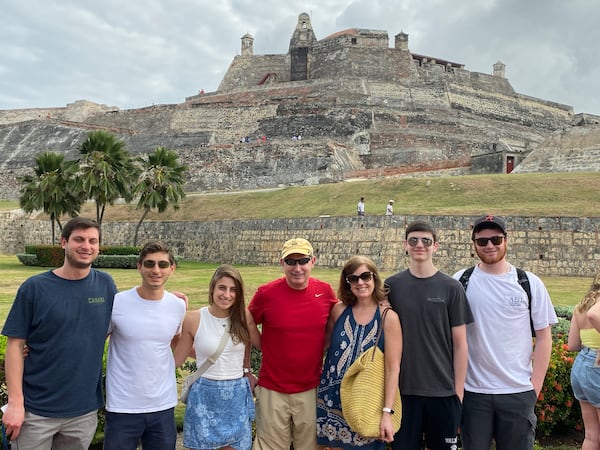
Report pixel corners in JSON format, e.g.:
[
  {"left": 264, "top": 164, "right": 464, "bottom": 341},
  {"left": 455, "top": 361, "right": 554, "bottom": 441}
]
[{"left": 2, "top": 213, "right": 598, "bottom": 277}]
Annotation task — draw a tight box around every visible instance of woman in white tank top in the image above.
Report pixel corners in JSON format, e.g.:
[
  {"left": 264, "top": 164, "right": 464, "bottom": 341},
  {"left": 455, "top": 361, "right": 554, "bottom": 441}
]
[{"left": 174, "top": 265, "right": 261, "bottom": 450}]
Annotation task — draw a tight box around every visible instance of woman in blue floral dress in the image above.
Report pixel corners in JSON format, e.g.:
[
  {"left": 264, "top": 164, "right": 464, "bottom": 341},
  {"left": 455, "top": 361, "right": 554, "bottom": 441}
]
[{"left": 317, "top": 256, "right": 402, "bottom": 450}]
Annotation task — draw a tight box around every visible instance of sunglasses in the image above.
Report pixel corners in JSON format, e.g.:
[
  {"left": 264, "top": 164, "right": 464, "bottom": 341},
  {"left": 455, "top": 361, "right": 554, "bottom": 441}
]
[
  {"left": 473, "top": 236, "right": 505, "bottom": 247},
  {"left": 346, "top": 271, "right": 374, "bottom": 284},
  {"left": 142, "top": 260, "right": 171, "bottom": 269},
  {"left": 283, "top": 257, "right": 312, "bottom": 266},
  {"left": 407, "top": 236, "right": 434, "bottom": 247}
]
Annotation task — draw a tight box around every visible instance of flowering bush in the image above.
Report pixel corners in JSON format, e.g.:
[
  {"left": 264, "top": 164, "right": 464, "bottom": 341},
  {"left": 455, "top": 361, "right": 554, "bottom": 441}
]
[{"left": 535, "top": 332, "right": 582, "bottom": 436}]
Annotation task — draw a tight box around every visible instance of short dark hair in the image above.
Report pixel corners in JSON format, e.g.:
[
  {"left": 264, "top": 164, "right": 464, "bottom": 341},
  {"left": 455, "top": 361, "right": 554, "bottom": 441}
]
[
  {"left": 138, "top": 241, "right": 175, "bottom": 265},
  {"left": 61, "top": 217, "right": 101, "bottom": 241},
  {"left": 405, "top": 220, "right": 437, "bottom": 241}
]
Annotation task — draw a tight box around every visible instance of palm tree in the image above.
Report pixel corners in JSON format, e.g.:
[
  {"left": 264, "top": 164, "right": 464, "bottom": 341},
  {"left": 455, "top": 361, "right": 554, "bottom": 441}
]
[
  {"left": 132, "top": 147, "right": 187, "bottom": 246},
  {"left": 76, "top": 130, "right": 139, "bottom": 228},
  {"left": 19, "top": 152, "right": 83, "bottom": 243}
]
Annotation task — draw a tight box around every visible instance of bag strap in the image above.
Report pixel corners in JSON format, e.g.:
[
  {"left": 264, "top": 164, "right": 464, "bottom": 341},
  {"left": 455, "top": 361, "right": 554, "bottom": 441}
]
[
  {"left": 187, "top": 328, "right": 230, "bottom": 385},
  {"left": 370, "top": 307, "right": 391, "bottom": 361}
]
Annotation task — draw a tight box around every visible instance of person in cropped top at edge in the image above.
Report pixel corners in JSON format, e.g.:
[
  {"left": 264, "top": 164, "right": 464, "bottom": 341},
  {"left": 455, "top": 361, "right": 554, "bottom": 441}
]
[
  {"left": 249, "top": 238, "right": 338, "bottom": 450},
  {"left": 571, "top": 272, "right": 600, "bottom": 449}
]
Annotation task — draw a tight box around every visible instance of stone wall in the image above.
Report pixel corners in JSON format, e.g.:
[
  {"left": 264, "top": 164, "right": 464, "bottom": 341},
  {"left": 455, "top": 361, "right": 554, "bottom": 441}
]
[{"left": 2, "top": 213, "right": 598, "bottom": 277}]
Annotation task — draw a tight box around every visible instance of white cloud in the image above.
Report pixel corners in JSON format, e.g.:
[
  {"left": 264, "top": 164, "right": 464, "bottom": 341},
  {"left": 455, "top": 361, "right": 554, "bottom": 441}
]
[{"left": 0, "top": 0, "right": 598, "bottom": 114}]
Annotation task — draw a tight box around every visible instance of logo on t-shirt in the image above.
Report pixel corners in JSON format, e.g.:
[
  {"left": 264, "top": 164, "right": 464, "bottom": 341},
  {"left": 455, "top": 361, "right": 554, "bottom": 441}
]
[{"left": 88, "top": 296, "right": 105, "bottom": 304}]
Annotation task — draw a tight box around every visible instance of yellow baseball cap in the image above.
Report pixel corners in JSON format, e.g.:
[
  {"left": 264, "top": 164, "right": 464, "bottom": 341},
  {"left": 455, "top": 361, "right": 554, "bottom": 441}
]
[{"left": 281, "top": 238, "right": 313, "bottom": 259}]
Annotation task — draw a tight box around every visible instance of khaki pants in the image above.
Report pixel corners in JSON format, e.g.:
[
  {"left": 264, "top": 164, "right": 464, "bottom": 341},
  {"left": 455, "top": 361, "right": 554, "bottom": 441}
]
[
  {"left": 14, "top": 410, "right": 97, "bottom": 450},
  {"left": 252, "top": 386, "right": 318, "bottom": 450}
]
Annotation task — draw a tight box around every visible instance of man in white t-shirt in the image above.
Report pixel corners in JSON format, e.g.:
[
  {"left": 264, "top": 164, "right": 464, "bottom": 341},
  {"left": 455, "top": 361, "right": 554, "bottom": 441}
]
[
  {"left": 357, "top": 197, "right": 365, "bottom": 216},
  {"left": 104, "top": 241, "right": 186, "bottom": 450},
  {"left": 453, "top": 215, "right": 557, "bottom": 450},
  {"left": 386, "top": 199, "right": 394, "bottom": 216}
]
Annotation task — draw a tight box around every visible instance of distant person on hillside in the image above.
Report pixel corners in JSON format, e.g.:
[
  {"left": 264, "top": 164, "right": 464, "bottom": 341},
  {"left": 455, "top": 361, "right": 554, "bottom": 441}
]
[
  {"left": 2, "top": 217, "right": 117, "bottom": 449},
  {"left": 249, "top": 238, "right": 338, "bottom": 450},
  {"left": 454, "top": 214, "right": 557, "bottom": 450},
  {"left": 386, "top": 199, "right": 394, "bottom": 216},
  {"left": 103, "top": 241, "right": 186, "bottom": 450},
  {"left": 357, "top": 197, "right": 365, "bottom": 216},
  {"left": 570, "top": 272, "right": 600, "bottom": 449}
]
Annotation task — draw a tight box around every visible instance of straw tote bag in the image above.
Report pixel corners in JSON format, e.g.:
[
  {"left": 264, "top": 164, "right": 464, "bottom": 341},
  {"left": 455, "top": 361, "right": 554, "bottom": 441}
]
[{"left": 340, "top": 307, "right": 401, "bottom": 438}]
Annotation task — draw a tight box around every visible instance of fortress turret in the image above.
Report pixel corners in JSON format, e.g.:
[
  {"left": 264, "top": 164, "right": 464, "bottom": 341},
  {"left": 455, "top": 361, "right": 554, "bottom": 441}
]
[
  {"left": 241, "top": 33, "right": 254, "bottom": 56},
  {"left": 493, "top": 60, "right": 506, "bottom": 78},
  {"left": 394, "top": 31, "right": 409, "bottom": 50},
  {"left": 289, "top": 12, "right": 317, "bottom": 81}
]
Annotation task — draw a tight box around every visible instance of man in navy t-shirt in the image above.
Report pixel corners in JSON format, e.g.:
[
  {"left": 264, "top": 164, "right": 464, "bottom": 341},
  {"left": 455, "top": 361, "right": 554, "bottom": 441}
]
[{"left": 2, "top": 217, "right": 117, "bottom": 449}]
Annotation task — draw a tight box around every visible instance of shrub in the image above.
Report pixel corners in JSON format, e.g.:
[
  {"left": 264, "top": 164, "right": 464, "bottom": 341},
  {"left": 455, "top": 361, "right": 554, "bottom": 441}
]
[
  {"left": 535, "top": 329, "right": 582, "bottom": 437},
  {"left": 99, "top": 246, "right": 141, "bottom": 255},
  {"left": 93, "top": 255, "right": 138, "bottom": 269},
  {"left": 17, "top": 246, "right": 149, "bottom": 268},
  {"left": 33, "top": 245, "right": 65, "bottom": 266},
  {"left": 16, "top": 253, "right": 38, "bottom": 266}
]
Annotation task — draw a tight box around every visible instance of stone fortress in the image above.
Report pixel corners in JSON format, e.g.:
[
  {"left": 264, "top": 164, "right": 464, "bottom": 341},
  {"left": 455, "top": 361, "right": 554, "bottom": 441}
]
[{"left": 1, "top": 13, "right": 599, "bottom": 201}]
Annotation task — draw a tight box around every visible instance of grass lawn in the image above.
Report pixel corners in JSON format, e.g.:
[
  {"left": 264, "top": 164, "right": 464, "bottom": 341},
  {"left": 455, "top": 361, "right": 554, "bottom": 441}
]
[{"left": 0, "top": 255, "right": 591, "bottom": 327}]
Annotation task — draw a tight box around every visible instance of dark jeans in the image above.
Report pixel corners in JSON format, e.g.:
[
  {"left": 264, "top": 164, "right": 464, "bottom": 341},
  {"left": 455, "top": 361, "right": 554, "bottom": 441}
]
[
  {"left": 461, "top": 390, "right": 537, "bottom": 450},
  {"left": 103, "top": 407, "right": 176, "bottom": 450}
]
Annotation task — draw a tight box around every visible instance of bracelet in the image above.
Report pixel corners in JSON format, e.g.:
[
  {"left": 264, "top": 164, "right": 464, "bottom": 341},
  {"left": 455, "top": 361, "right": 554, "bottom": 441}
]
[
  {"left": 382, "top": 407, "right": 394, "bottom": 414},
  {"left": 243, "top": 368, "right": 251, "bottom": 374}
]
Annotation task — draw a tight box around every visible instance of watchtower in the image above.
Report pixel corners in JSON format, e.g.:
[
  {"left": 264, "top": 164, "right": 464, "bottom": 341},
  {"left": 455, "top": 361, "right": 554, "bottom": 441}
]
[
  {"left": 289, "top": 12, "right": 317, "bottom": 81},
  {"left": 241, "top": 33, "right": 254, "bottom": 56}
]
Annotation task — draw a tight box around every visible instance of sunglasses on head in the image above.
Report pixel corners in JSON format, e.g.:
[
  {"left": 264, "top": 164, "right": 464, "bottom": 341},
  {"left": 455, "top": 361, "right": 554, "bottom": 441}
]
[
  {"left": 142, "top": 260, "right": 171, "bottom": 269},
  {"left": 473, "top": 236, "right": 505, "bottom": 247},
  {"left": 346, "top": 271, "right": 374, "bottom": 284},
  {"left": 407, "top": 236, "right": 434, "bottom": 247},
  {"left": 283, "top": 257, "right": 312, "bottom": 266}
]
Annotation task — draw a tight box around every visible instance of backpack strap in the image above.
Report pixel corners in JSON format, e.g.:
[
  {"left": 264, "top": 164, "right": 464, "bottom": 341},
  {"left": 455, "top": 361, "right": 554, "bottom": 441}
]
[
  {"left": 516, "top": 268, "right": 534, "bottom": 336},
  {"left": 459, "top": 265, "right": 534, "bottom": 337},
  {"left": 458, "top": 266, "right": 475, "bottom": 291}
]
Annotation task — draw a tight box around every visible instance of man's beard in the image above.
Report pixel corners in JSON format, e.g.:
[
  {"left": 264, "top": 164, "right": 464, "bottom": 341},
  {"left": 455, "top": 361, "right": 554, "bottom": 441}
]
[
  {"left": 475, "top": 245, "right": 507, "bottom": 265},
  {"left": 65, "top": 250, "right": 94, "bottom": 269}
]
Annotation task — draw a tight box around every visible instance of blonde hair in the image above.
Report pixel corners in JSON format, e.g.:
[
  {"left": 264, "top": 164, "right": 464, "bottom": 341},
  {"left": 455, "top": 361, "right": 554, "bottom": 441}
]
[{"left": 574, "top": 272, "right": 600, "bottom": 314}]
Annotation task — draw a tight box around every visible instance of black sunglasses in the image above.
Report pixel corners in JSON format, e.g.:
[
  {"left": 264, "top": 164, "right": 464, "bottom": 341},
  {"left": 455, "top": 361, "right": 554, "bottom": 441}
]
[
  {"left": 142, "top": 260, "right": 171, "bottom": 269},
  {"left": 346, "top": 271, "right": 374, "bottom": 284},
  {"left": 407, "top": 236, "right": 434, "bottom": 247},
  {"left": 473, "top": 236, "right": 505, "bottom": 247},
  {"left": 284, "top": 257, "right": 312, "bottom": 266}
]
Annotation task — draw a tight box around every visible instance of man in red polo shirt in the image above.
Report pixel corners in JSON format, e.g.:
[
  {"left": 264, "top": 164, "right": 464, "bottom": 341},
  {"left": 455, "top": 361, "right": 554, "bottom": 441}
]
[{"left": 249, "top": 238, "right": 338, "bottom": 450}]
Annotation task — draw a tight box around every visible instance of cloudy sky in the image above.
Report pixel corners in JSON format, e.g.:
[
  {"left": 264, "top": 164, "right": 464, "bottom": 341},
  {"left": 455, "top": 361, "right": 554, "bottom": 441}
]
[{"left": 2, "top": 0, "right": 598, "bottom": 115}]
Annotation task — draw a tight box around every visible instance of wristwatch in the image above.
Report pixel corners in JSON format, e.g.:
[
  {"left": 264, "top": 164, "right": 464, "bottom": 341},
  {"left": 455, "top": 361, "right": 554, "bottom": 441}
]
[
  {"left": 382, "top": 407, "right": 395, "bottom": 414},
  {"left": 243, "top": 368, "right": 252, "bottom": 374}
]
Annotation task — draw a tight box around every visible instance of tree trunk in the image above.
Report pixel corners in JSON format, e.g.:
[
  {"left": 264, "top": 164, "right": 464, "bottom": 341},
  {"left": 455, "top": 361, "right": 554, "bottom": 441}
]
[{"left": 133, "top": 209, "right": 150, "bottom": 246}]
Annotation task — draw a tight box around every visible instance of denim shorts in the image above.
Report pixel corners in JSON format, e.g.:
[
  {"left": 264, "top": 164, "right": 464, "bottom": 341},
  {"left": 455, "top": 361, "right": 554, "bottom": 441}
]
[{"left": 571, "top": 347, "right": 600, "bottom": 407}]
